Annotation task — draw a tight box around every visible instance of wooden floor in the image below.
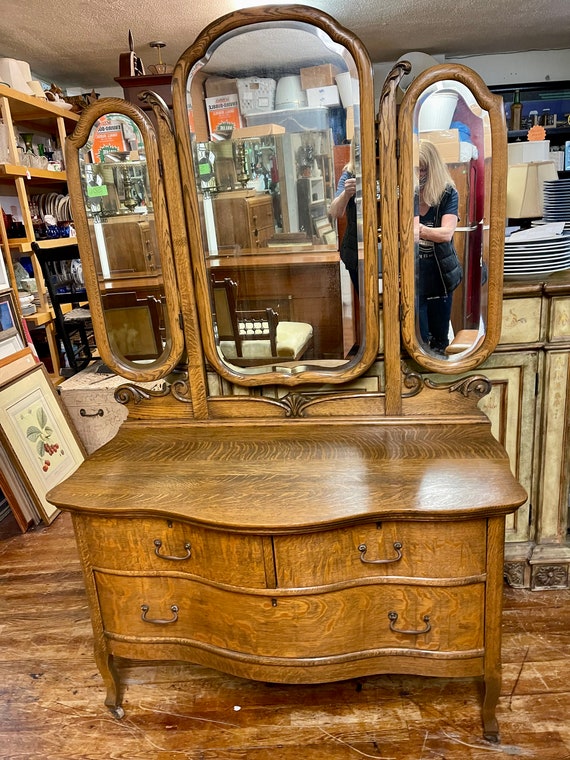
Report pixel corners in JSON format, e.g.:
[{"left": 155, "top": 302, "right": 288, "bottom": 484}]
[{"left": 1, "top": 511, "right": 569, "bottom": 760}]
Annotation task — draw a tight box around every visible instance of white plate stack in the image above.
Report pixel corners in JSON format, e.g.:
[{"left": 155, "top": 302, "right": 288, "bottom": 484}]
[
  {"left": 504, "top": 222, "right": 570, "bottom": 278},
  {"left": 543, "top": 178, "right": 570, "bottom": 229}
]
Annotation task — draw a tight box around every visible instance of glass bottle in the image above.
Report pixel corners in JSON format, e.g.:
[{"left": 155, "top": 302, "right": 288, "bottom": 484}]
[{"left": 510, "top": 89, "right": 522, "bottom": 131}]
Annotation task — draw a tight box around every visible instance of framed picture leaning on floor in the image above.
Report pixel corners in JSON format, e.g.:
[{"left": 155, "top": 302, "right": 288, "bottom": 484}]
[{"left": 0, "top": 363, "right": 85, "bottom": 524}]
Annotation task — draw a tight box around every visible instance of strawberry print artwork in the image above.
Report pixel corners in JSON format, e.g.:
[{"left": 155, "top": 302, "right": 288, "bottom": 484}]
[{"left": 25, "top": 405, "right": 65, "bottom": 474}]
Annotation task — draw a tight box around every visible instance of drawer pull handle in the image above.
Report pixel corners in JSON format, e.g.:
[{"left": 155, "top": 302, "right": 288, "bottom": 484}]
[
  {"left": 153, "top": 539, "right": 191, "bottom": 561},
  {"left": 358, "top": 541, "right": 402, "bottom": 564},
  {"left": 388, "top": 611, "right": 431, "bottom": 635},
  {"left": 141, "top": 604, "right": 179, "bottom": 625},
  {"left": 80, "top": 408, "right": 104, "bottom": 418}
]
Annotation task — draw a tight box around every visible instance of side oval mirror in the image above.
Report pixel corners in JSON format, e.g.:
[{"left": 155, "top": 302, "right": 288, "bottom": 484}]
[
  {"left": 398, "top": 63, "right": 507, "bottom": 373},
  {"left": 65, "top": 99, "right": 185, "bottom": 381}
]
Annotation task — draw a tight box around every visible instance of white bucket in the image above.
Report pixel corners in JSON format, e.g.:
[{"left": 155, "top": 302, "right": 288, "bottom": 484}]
[
  {"left": 275, "top": 76, "right": 307, "bottom": 110},
  {"left": 335, "top": 72, "right": 359, "bottom": 107},
  {"left": 419, "top": 91, "right": 459, "bottom": 131}
]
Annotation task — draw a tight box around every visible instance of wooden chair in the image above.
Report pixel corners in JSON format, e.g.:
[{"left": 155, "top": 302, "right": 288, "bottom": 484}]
[
  {"left": 100, "top": 291, "right": 163, "bottom": 361},
  {"left": 32, "top": 242, "right": 94, "bottom": 377},
  {"left": 211, "top": 276, "right": 313, "bottom": 367}
]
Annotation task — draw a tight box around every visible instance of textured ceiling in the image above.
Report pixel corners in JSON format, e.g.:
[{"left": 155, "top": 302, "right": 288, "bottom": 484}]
[{"left": 1, "top": 0, "right": 569, "bottom": 92}]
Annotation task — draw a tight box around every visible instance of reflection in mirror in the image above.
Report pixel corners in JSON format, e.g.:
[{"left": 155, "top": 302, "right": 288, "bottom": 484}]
[
  {"left": 182, "top": 19, "right": 367, "bottom": 375},
  {"left": 78, "top": 113, "right": 168, "bottom": 366},
  {"left": 413, "top": 81, "right": 490, "bottom": 361}
]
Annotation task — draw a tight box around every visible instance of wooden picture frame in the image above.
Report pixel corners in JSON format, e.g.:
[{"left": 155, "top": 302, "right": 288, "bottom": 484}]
[
  {"left": 0, "top": 289, "right": 25, "bottom": 347},
  {"left": 0, "top": 364, "right": 86, "bottom": 524},
  {"left": 0, "top": 248, "right": 9, "bottom": 291}
]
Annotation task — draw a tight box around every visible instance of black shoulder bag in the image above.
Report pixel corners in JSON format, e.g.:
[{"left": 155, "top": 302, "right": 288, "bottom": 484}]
[{"left": 433, "top": 195, "right": 463, "bottom": 295}]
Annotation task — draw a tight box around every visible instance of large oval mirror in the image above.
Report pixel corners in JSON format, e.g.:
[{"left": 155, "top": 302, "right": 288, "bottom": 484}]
[
  {"left": 398, "top": 64, "right": 507, "bottom": 373},
  {"left": 66, "top": 99, "right": 185, "bottom": 381},
  {"left": 171, "top": 6, "right": 378, "bottom": 386}
]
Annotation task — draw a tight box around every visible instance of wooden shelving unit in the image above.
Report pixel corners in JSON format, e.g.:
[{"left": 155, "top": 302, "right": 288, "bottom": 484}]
[{"left": 0, "top": 84, "right": 80, "bottom": 375}]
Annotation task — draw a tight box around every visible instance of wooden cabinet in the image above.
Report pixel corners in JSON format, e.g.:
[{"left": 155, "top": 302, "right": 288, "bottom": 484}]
[
  {"left": 209, "top": 249, "right": 344, "bottom": 358},
  {"left": 0, "top": 84, "right": 80, "bottom": 375},
  {"left": 431, "top": 272, "right": 570, "bottom": 589},
  {"left": 52, "top": 421, "right": 524, "bottom": 738},
  {"left": 211, "top": 192, "right": 274, "bottom": 249}
]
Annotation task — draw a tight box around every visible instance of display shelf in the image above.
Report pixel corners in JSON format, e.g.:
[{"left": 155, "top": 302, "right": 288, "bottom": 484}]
[{"left": 0, "top": 85, "right": 80, "bottom": 377}]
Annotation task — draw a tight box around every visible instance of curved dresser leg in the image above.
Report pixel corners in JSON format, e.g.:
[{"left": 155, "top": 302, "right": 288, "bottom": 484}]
[
  {"left": 97, "top": 652, "right": 124, "bottom": 718},
  {"left": 482, "top": 676, "right": 500, "bottom": 743}
]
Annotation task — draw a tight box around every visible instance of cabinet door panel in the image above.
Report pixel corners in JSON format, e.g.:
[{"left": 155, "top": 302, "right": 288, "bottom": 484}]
[
  {"left": 500, "top": 297, "right": 543, "bottom": 345},
  {"left": 274, "top": 520, "right": 486, "bottom": 586},
  {"left": 95, "top": 572, "right": 485, "bottom": 657},
  {"left": 478, "top": 352, "right": 539, "bottom": 542}
]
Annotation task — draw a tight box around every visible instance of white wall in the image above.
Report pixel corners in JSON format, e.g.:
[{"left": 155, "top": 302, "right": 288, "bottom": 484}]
[{"left": 447, "top": 49, "right": 570, "bottom": 86}]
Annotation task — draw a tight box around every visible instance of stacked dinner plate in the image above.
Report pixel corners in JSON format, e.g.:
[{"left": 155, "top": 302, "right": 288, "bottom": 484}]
[
  {"left": 504, "top": 222, "right": 570, "bottom": 278},
  {"left": 543, "top": 178, "right": 570, "bottom": 228},
  {"left": 30, "top": 192, "right": 73, "bottom": 223}
]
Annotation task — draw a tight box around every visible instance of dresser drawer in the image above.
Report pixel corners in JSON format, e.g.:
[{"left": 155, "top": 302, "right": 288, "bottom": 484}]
[
  {"left": 95, "top": 572, "right": 484, "bottom": 657},
  {"left": 77, "top": 515, "right": 268, "bottom": 587},
  {"left": 273, "top": 520, "right": 487, "bottom": 587}
]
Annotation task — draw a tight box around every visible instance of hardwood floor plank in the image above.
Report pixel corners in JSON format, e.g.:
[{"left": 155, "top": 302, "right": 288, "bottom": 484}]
[{"left": 1, "top": 511, "right": 569, "bottom": 759}]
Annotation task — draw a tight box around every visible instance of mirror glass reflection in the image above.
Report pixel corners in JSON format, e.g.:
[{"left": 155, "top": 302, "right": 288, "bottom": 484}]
[
  {"left": 413, "top": 81, "right": 490, "bottom": 360},
  {"left": 78, "top": 113, "right": 169, "bottom": 365},
  {"left": 184, "top": 21, "right": 364, "bottom": 373}
]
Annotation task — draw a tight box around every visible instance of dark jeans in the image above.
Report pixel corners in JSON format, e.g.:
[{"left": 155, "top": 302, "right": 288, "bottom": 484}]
[{"left": 418, "top": 295, "right": 452, "bottom": 352}]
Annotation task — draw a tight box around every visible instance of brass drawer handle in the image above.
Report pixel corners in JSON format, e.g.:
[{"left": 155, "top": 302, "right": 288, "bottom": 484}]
[
  {"left": 388, "top": 611, "right": 431, "bottom": 635},
  {"left": 80, "top": 408, "right": 104, "bottom": 418},
  {"left": 358, "top": 541, "right": 403, "bottom": 564},
  {"left": 141, "top": 604, "right": 179, "bottom": 625},
  {"left": 153, "top": 538, "right": 191, "bottom": 561}
]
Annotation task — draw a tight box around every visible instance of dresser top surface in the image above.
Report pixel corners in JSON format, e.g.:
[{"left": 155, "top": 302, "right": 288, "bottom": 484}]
[{"left": 47, "top": 420, "right": 526, "bottom": 532}]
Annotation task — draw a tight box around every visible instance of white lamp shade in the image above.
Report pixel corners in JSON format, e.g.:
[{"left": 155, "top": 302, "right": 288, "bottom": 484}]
[{"left": 506, "top": 161, "right": 558, "bottom": 218}]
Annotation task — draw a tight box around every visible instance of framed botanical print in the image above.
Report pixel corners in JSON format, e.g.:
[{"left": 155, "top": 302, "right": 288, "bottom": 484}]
[{"left": 0, "top": 364, "right": 86, "bottom": 523}]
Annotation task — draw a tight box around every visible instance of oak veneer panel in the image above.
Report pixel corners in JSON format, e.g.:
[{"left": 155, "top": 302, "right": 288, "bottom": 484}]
[
  {"left": 94, "top": 572, "right": 485, "bottom": 657},
  {"left": 79, "top": 515, "right": 268, "bottom": 587},
  {"left": 48, "top": 422, "right": 527, "bottom": 530},
  {"left": 274, "top": 519, "right": 487, "bottom": 585}
]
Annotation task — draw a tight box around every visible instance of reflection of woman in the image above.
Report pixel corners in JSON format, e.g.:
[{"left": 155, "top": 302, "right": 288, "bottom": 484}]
[
  {"left": 416, "top": 141, "right": 461, "bottom": 354},
  {"left": 329, "top": 156, "right": 358, "bottom": 294}
]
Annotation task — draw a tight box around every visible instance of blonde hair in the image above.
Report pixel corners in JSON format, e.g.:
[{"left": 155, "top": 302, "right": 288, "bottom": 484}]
[{"left": 419, "top": 141, "right": 455, "bottom": 208}]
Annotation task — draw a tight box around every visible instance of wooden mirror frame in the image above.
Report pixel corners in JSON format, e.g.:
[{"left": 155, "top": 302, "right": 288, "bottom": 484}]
[
  {"left": 66, "top": 98, "right": 185, "bottom": 382},
  {"left": 398, "top": 63, "right": 507, "bottom": 374},
  {"left": 171, "top": 5, "right": 379, "bottom": 387}
]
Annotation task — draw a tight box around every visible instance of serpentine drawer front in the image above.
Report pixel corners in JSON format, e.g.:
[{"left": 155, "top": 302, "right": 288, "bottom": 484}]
[
  {"left": 78, "top": 515, "right": 269, "bottom": 587},
  {"left": 273, "top": 519, "right": 487, "bottom": 585},
  {"left": 93, "top": 571, "right": 485, "bottom": 657}
]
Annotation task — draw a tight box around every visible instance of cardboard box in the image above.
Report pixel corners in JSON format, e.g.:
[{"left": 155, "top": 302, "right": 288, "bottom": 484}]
[
  {"left": 205, "top": 94, "right": 243, "bottom": 139},
  {"left": 420, "top": 129, "right": 461, "bottom": 163},
  {"left": 299, "top": 64, "right": 340, "bottom": 90},
  {"left": 204, "top": 76, "right": 238, "bottom": 98},
  {"left": 236, "top": 77, "right": 276, "bottom": 115},
  {"left": 508, "top": 140, "right": 550, "bottom": 165},
  {"left": 306, "top": 85, "right": 340, "bottom": 108},
  {"left": 231, "top": 124, "right": 286, "bottom": 138},
  {"left": 246, "top": 107, "right": 329, "bottom": 133}
]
